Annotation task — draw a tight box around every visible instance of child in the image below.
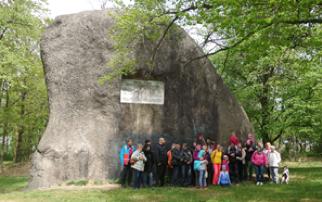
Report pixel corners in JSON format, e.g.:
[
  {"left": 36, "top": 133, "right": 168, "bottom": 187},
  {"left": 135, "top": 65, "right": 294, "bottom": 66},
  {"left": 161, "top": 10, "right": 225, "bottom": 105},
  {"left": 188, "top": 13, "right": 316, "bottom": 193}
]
[
  {"left": 198, "top": 145, "right": 208, "bottom": 189},
  {"left": 218, "top": 165, "right": 231, "bottom": 187},
  {"left": 222, "top": 155, "right": 230, "bottom": 173},
  {"left": 281, "top": 166, "right": 289, "bottom": 184}
]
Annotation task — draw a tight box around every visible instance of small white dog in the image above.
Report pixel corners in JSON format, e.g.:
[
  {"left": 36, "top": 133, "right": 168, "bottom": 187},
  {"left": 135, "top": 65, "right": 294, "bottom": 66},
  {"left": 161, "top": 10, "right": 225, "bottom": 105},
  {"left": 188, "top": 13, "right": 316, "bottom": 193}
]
[{"left": 281, "top": 166, "right": 289, "bottom": 184}]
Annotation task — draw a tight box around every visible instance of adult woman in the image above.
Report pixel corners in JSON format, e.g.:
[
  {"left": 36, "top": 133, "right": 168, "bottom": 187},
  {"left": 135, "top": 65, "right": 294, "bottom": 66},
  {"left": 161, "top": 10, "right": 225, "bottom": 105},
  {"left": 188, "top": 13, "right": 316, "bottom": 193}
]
[
  {"left": 131, "top": 144, "right": 147, "bottom": 189},
  {"left": 236, "top": 143, "right": 246, "bottom": 182},
  {"left": 251, "top": 146, "right": 268, "bottom": 186}
]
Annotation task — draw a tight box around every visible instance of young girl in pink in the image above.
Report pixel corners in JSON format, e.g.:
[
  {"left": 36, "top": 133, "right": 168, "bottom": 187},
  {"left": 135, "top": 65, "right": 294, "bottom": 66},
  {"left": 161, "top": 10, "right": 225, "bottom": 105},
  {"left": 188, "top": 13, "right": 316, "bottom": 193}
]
[{"left": 222, "top": 155, "right": 230, "bottom": 173}]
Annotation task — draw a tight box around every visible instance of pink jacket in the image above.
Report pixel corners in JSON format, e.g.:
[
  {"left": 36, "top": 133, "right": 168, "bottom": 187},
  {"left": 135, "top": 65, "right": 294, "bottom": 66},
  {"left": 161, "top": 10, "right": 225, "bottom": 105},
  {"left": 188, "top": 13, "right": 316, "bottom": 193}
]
[{"left": 251, "top": 151, "right": 268, "bottom": 166}]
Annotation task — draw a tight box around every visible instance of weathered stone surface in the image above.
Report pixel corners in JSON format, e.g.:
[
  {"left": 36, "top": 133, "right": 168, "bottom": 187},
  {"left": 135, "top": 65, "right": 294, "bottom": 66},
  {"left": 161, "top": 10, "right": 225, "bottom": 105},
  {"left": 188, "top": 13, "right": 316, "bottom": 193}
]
[{"left": 29, "top": 10, "right": 253, "bottom": 189}]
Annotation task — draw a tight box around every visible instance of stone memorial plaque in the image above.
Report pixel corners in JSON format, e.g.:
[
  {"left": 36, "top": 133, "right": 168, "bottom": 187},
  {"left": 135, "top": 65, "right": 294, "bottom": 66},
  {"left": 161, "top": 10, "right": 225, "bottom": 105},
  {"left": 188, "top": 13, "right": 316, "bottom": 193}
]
[{"left": 120, "top": 79, "right": 165, "bottom": 105}]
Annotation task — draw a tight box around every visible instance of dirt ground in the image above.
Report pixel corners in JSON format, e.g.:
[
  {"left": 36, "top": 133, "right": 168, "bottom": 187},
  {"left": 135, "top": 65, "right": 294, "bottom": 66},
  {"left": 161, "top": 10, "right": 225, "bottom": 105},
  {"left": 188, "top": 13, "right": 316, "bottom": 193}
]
[
  {"left": 0, "top": 162, "right": 120, "bottom": 191},
  {"left": 0, "top": 162, "right": 31, "bottom": 177}
]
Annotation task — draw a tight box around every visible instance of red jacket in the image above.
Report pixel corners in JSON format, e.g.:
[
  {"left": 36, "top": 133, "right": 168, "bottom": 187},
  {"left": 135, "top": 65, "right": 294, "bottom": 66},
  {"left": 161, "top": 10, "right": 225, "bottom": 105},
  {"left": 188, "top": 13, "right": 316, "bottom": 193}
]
[
  {"left": 251, "top": 151, "right": 268, "bottom": 166},
  {"left": 167, "top": 150, "right": 173, "bottom": 168}
]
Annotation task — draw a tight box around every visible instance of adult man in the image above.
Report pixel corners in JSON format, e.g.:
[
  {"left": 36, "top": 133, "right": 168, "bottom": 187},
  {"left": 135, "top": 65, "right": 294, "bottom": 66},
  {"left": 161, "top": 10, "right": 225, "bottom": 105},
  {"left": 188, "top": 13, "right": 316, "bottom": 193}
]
[
  {"left": 245, "top": 133, "right": 256, "bottom": 179},
  {"left": 181, "top": 143, "right": 193, "bottom": 186},
  {"left": 236, "top": 142, "right": 246, "bottom": 182},
  {"left": 227, "top": 142, "right": 238, "bottom": 183},
  {"left": 171, "top": 143, "right": 184, "bottom": 186},
  {"left": 155, "top": 137, "right": 168, "bottom": 186},
  {"left": 119, "top": 138, "right": 135, "bottom": 187},
  {"left": 268, "top": 146, "right": 281, "bottom": 184}
]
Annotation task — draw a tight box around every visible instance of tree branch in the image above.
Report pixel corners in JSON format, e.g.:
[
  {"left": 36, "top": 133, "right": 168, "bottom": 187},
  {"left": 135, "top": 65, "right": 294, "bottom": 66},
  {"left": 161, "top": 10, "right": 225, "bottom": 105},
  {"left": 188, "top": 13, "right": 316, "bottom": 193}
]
[
  {"left": 164, "top": 2, "right": 213, "bottom": 16},
  {"left": 272, "top": 133, "right": 283, "bottom": 143},
  {"left": 184, "top": 23, "right": 273, "bottom": 66},
  {"left": 280, "top": 18, "right": 322, "bottom": 25},
  {"left": 151, "top": 15, "right": 179, "bottom": 65},
  {"left": 0, "top": 27, "right": 8, "bottom": 40}
]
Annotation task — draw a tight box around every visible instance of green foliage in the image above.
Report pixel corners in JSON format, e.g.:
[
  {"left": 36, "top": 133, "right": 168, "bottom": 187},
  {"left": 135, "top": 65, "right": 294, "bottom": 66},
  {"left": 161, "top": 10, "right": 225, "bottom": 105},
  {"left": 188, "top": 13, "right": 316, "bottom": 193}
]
[
  {"left": 108, "top": 0, "right": 322, "bottom": 144},
  {"left": 101, "top": 3, "right": 175, "bottom": 82},
  {"left": 0, "top": 0, "right": 48, "bottom": 163},
  {"left": 212, "top": 39, "right": 322, "bottom": 144}
]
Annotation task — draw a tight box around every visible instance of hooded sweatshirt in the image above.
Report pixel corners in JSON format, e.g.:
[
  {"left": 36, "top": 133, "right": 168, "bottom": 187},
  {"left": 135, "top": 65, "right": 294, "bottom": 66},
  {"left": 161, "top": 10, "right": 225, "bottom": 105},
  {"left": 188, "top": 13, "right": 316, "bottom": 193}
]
[
  {"left": 251, "top": 151, "right": 268, "bottom": 166},
  {"left": 211, "top": 149, "right": 222, "bottom": 164},
  {"left": 218, "top": 171, "right": 231, "bottom": 185},
  {"left": 268, "top": 150, "right": 281, "bottom": 167},
  {"left": 131, "top": 150, "right": 147, "bottom": 171}
]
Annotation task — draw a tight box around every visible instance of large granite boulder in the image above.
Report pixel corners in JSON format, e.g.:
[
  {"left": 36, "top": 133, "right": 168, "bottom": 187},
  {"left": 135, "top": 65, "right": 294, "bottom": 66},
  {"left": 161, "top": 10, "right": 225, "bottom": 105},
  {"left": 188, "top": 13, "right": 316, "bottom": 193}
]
[{"left": 29, "top": 10, "right": 253, "bottom": 188}]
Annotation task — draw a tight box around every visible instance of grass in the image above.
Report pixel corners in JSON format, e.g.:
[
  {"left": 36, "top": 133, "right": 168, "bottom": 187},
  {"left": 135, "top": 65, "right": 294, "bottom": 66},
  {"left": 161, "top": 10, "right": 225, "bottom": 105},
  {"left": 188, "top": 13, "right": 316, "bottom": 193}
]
[
  {"left": 0, "top": 161, "right": 321, "bottom": 202},
  {"left": 0, "top": 176, "right": 28, "bottom": 194},
  {"left": 65, "top": 179, "right": 89, "bottom": 186}
]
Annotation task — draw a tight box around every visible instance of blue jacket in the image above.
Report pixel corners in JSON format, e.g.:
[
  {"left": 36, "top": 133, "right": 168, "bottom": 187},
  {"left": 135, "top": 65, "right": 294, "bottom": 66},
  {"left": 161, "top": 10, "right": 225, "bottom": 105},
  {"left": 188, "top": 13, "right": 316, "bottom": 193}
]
[
  {"left": 218, "top": 171, "right": 231, "bottom": 185},
  {"left": 194, "top": 149, "right": 205, "bottom": 171},
  {"left": 119, "top": 144, "right": 136, "bottom": 166}
]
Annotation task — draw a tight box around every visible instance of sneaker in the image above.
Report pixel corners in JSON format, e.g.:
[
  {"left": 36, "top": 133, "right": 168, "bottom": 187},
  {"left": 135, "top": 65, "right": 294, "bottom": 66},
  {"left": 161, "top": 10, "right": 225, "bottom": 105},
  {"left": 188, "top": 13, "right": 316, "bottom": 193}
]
[
  {"left": 256, "top": 182, "right": 260, "bottom": 186},
  {"left": 260, "top": 182, "right": 263, "bottom": 186}
]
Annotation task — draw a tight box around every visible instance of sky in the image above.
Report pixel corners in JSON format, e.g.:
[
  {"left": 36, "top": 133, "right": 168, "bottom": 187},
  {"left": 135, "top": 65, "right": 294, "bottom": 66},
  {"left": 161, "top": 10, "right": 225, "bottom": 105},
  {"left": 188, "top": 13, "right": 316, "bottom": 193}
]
[
  {"left": 46, "top": 0, "right": 216, "bottom": 51},
  {"left": 47, "top": 0, "right": 108, "bottom": 18}
]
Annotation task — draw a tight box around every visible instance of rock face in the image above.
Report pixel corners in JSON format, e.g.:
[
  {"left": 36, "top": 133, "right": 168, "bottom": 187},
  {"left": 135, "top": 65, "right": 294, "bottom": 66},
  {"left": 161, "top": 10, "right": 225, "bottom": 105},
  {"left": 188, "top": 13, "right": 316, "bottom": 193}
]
[{"left": 29, "top": 10, "right": 253, "bottom": 189}]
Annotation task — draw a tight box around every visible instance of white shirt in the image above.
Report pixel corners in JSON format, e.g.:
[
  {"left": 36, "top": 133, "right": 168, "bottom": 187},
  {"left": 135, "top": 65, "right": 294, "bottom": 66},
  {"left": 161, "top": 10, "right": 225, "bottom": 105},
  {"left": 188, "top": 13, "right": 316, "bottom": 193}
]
[{"left": 268, "top": 151, "right": 281, "bottom": 167}]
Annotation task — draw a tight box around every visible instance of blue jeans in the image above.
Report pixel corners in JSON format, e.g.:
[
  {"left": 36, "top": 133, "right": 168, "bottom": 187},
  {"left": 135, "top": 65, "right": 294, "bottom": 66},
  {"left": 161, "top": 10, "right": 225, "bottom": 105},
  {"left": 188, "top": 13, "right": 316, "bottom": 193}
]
[
  {"left": 199, "top": 170, "right": 206, "bottom": 187},
  {"left": 133, "top": 169, "right": 143, "bottom": 189},
  {"left": 255, "top": 165, "right": 264, "bottom": 183},
  {"left": 171, "top": 165, "right": 181, "bottom": 185},
  {"left": 270, "top": 167, "right": 279, "bottom": 184},
  {"left": 194, "top": 170, "right": 199, "bottom": 186},
  {"left": 120, "top": 164, "right": 132, "bottom": 186},
  {"left": 246, "top": 161, "right": 254, "bottom": 179},
  {"left": 143, "top": 172, "right": 153, "bottom": 187},
  {"left": 181, "top": 164, "right": 192, "bottom": 186},
  {"left": 229, "top": 162, "right": 237, "bottom": 183}
]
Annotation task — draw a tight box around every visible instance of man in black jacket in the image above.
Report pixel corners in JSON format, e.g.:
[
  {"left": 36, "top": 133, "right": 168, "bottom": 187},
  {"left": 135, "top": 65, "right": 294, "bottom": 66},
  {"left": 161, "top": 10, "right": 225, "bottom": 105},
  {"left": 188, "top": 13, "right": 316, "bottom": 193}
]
[
  {"left": 171, "top": 143, "right": 183, "bottom": 186},
  {"left": 181, "top": 143, "right": 193, "bottom": 186},
  {"left": 155, "top": 137, "right": 167, "bottom": 186},
  {"left": 227, "top": 143, "right": 238, "bottom": 183},
  {"left": 143, "top": 143, "right": 154, "bottom": 187}
]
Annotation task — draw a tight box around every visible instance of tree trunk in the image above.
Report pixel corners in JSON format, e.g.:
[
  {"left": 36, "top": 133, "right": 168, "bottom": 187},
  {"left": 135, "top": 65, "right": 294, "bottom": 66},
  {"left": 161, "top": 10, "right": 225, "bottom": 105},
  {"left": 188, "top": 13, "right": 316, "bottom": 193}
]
[
  {"left": 258, "top": 67, "right": 275, "bottom": 145},
  {"left": 0, "top": 89, "right": 9, "bottom": 165},
  {"left": 14, "top": 88, "right": 27, "bottom": 163}
]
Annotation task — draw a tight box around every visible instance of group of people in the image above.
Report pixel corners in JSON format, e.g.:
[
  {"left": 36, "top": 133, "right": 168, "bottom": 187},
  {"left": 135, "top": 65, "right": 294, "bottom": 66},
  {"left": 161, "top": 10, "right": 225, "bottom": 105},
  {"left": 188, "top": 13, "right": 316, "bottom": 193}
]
[{"left": 119, "top": 133, "right": 289, "bottom": 189}]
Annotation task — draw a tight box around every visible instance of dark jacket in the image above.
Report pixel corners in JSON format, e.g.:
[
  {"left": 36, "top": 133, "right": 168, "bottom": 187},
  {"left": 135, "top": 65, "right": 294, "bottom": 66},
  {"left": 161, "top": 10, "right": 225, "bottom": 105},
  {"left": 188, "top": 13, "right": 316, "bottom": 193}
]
[
  {"left": 155, "top": 144, "right": 168, "bottom": 165},
  {"left": 227, "top": 145, "right": 237, "bottom": 163},
  {"left": 182, "top": 148, "right": 192, "bottom": 165},
  {"left": 143, "top": 150, "right": 154, "bottom": 173},
  {"left": 246, "top": 144, "right": 256, "bottom": 161},
  {"left": 171, "top": 148, "right": 183, "bottom": 166}
]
